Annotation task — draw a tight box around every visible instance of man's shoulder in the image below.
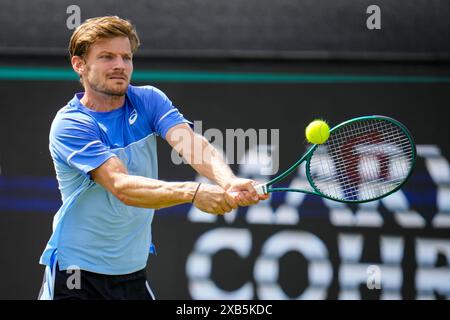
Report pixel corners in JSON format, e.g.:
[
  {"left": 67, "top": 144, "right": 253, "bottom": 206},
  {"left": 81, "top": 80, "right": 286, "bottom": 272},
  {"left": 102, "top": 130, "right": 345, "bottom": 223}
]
[
  {"left": 127, "top": 84, "right": 168, "bottom": 102},
  {"left": 128, "top": 84, "right": 156, "bottom": 95},
  {"left": 51, "top": 104, "right": 97, "bottom": 135},
  {"left": 54, "top": 104, "right": 94, "bottom": 122},
  {"left": 128, "top": 84, "right": 154, "bottom": 97}
]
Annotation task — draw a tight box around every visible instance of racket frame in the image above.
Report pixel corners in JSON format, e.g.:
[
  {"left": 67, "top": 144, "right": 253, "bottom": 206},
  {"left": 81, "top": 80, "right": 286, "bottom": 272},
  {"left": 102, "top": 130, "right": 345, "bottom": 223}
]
[{"left": 256, "top": 115, "right": 416, "bottom": 203}]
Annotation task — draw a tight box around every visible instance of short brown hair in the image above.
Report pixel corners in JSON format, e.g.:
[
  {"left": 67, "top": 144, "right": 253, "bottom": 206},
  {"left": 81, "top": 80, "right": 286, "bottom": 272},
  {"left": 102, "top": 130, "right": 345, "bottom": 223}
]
[{"left": 69, "top": 16, "right": 140, "bottom": 59}]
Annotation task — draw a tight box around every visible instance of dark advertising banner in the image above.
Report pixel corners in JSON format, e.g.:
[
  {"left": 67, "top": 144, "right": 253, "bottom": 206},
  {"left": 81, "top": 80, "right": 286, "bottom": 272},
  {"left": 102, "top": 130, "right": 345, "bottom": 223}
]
[
  {"left": 1, "top": 0, "right": 450, "bottom": 59},
  {"left": 0, "top": 61, "right": 450, "bottom": 299}
]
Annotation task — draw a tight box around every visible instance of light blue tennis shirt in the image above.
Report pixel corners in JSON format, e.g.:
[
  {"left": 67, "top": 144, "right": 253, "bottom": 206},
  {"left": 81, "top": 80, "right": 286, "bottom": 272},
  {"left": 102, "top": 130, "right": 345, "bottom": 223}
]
[{"left": 40, "top": 85, "right": 190, "bottom": 275}]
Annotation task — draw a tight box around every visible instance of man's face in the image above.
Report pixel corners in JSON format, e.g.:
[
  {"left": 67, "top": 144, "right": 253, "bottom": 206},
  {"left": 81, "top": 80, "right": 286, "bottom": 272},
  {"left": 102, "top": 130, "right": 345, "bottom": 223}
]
[{"left": 80, "top": 37, "right": 133, "bottom": 96}]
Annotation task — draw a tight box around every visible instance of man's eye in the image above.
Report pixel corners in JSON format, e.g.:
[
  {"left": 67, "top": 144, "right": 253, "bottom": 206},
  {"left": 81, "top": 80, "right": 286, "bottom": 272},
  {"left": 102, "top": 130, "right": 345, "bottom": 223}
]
[{"left": 100, "top": 55, "right": 112, "bottom": 59}]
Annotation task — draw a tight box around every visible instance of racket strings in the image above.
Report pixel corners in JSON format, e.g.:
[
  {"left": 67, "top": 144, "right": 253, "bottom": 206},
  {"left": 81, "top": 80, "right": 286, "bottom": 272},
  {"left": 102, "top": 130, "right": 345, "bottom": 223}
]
[{"left": 308, "top": 119, "right": 414, "bottom": 201}]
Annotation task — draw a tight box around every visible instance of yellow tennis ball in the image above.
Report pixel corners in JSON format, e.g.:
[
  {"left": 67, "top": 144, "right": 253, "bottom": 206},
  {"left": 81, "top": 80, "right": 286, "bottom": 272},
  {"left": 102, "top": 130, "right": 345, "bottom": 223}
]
[{"left": 305, "top": 120, "right": 330, "bottom": 144}]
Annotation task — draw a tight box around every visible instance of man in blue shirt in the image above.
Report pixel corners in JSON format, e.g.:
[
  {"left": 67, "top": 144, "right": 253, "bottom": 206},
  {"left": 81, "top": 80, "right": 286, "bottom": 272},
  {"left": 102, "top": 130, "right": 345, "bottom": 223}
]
[{"left": 38, "top": 16, "right": 268, "bottom": 300}]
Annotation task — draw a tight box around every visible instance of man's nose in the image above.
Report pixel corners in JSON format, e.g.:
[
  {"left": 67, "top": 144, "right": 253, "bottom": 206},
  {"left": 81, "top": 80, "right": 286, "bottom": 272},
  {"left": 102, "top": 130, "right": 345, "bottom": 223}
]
[{"left": 113, "top": 56, "right": 127, "bottom": 69}]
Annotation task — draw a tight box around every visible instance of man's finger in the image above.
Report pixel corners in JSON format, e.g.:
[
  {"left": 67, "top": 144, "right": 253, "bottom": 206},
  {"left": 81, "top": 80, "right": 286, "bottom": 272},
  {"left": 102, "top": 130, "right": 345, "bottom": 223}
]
[
  {"left": 224, "top": 192, "right": 238, "bottom": 209},
  {"left": 240, "top": 190, "right": 259, "bottom": 204},
  {"left": 212, "top": 208, "right": 225, "bottom": 215},
  {"left": 259, "top": 194, "right": 270, "bottom": 200},
  {"left": 236, "top": 194, "right": 254, "bottom": 206},
  {"left": 246, "top": 181, "right": 258, "bottom": 200},
  {"left": 220, "top": 201, "right": 232, "bottom": 213}
]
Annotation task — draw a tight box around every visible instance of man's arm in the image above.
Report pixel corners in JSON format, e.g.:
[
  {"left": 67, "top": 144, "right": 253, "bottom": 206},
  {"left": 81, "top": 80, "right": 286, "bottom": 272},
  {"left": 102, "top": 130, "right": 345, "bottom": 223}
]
[
  {"left": 90, "top": 156, "right": 237, "bottom": 214},
  {"left": 166, "top": 123, "right": 269, "bottom": 206},
  {"left": 166, "top": 124, "right": 236, "bottom": 189}
]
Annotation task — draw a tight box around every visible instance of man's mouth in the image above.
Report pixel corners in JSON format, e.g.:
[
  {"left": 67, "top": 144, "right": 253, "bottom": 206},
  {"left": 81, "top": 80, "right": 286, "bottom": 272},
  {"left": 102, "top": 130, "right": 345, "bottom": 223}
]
[{"left": 109, "top": 75, "right": 127, "bottom": 80}]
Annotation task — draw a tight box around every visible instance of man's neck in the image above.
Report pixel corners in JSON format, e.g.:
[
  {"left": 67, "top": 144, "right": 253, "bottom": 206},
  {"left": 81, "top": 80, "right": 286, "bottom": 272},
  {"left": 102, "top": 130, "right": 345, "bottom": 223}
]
[{"left": 80, "top": 89, "right": 126, "bottom": 112}]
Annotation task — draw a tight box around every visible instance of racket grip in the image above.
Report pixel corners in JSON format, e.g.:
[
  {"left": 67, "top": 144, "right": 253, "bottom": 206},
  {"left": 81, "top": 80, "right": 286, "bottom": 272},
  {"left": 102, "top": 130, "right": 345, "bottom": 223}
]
[
  {"left": 255, "top": 183, "right": 268, "bottom": 195},
  {"left": 229, "top": 184, "right": 268, "bottom": 197}
]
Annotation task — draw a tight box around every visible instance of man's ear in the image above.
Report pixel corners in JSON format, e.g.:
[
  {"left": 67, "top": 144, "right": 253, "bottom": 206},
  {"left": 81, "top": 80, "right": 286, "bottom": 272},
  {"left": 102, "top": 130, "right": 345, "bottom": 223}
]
[{"left": 71, "top": 56, "right": 85, "bottom": 76}]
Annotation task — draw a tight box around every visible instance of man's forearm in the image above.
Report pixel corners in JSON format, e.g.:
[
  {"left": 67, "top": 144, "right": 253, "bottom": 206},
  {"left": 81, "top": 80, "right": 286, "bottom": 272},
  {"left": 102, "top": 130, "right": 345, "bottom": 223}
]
[
  {"left": 187, "top": 134, "right": 236, "bottom": 189},
  {"left": 166, "top": 124, "right": 237, "bottom": 189},
  {"left": 114, "top": 174, "right": 199, "bottom": 209}
]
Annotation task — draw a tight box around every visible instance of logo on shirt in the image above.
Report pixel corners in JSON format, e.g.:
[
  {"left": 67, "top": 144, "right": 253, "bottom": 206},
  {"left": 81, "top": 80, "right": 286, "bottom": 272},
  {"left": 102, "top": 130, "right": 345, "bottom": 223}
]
[{"left": 129, "top": 109, "right": 138, "bottom": 125}]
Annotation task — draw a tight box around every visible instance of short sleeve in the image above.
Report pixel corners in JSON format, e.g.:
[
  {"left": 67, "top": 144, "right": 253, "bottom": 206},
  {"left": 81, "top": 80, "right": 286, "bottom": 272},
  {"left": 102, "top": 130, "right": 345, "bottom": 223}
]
[
  {"left": 49, "top": 114, "right": 116, "bottom": 175},
  {"left": 148, "top": 87, "right": 192, "bottom": 139}
]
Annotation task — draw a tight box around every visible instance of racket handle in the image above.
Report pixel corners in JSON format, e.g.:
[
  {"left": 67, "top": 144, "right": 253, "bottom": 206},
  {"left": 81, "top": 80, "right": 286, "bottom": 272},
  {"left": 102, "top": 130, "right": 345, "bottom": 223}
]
[
  {"left": 255, "top": 183, "right": 268, "bottom": 195},
  {"left": 229, "top": 184, "right": 268, "bottom": 197}
]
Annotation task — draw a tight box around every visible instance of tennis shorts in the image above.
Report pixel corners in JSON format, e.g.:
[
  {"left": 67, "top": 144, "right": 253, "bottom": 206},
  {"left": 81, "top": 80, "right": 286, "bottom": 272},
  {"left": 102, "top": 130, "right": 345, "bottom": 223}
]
[{"left": 38, "top": 262, "right": 156, "bottom": 300}]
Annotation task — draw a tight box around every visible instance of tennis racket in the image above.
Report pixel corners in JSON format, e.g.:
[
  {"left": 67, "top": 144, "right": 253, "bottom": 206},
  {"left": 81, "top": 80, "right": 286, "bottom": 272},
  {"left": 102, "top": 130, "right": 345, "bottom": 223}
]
[{"left": 255, "top": 115, "right": 416, "bottom": 203}]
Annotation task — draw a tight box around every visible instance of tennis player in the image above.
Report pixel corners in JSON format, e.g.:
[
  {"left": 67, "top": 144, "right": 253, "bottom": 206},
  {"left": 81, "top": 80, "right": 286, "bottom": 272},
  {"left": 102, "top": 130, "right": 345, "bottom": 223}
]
[{"left": 38, "top": 16, "right": 268, "bottom": 300}]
